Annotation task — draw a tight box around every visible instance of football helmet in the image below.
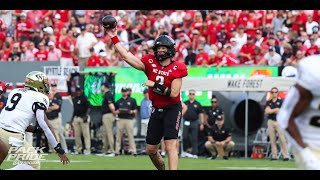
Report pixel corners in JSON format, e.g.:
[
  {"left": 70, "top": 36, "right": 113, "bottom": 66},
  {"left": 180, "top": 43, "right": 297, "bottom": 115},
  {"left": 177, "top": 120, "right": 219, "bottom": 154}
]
[
  {"left": 24, "top": 71, "right": 50, "bottom": 95},
  {"left": 152, "top": 35, "right": 176, "bottom": 61}
]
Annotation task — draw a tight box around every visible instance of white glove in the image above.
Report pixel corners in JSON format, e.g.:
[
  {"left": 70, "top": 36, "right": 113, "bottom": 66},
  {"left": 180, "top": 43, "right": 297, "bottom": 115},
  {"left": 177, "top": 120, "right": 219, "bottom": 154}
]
[{"left": 300, "top": 147, "right": 320, "bottom": 170}]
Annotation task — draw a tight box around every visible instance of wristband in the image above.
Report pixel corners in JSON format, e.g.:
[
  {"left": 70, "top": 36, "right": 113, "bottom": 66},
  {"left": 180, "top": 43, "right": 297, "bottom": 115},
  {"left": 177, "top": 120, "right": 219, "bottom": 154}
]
[
  {"left": 54, "top": 143, "right": 65, "bottom": 155},
  {"left": 152, "top": 82, "right": 166, "bottom": 95},
  {"left": 111, "top": 36, "right": 120, "bottom": 45}
]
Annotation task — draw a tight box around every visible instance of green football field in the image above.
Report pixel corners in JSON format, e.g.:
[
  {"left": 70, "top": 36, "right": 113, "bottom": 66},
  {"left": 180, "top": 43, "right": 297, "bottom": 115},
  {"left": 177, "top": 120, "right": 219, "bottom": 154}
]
[{"left": 0, "top": 154, "right": 297, "bottom": 170}]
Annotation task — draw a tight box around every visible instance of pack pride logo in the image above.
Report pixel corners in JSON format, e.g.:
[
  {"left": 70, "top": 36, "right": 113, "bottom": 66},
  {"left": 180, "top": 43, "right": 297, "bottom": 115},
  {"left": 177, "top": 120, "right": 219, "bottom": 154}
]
[{"left": 6, "top": 147, "right": 49, "bottom": 165}]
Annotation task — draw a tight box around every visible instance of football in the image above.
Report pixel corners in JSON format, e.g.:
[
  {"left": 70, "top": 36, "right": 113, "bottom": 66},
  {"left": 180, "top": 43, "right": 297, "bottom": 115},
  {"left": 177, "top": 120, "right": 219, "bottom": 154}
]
[{"left": 101, "top": 15, "right": 117, "bottom": 30}]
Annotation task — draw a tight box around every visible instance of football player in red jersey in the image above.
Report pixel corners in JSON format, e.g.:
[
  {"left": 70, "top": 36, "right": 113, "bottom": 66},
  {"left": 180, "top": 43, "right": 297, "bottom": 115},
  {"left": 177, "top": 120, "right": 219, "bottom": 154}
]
[{"left": 105, "top": 26, "right": 188, "bottom": 170}]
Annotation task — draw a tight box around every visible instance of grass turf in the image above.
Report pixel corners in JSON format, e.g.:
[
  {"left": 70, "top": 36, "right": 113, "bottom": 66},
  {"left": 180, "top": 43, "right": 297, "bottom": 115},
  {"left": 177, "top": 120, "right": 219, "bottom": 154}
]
[{"left": 1, "top": 154, "right": 296, "bottom": 170}]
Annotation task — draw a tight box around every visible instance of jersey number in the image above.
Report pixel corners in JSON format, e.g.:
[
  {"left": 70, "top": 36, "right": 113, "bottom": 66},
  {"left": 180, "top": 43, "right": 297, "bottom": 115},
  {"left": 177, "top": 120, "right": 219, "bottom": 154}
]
[
  {"left": 5, "top": 93, "right": 22, "bottom": 111},
  {"left": 155, "top": 75, "right": 164, "bottom": 85}
]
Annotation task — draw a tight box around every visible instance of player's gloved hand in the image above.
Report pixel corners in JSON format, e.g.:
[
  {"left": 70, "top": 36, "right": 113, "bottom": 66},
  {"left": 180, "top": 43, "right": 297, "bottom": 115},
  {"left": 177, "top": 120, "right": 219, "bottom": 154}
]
[{"left": 300, "top": 147, "right": 320, "bottom": 170}]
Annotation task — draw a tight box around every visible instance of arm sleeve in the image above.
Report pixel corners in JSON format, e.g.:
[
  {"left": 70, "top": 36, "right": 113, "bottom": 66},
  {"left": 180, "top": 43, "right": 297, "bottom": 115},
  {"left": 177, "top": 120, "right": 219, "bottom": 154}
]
[{"left": 35, "top": 106, "right": 58, "bottom": 148}]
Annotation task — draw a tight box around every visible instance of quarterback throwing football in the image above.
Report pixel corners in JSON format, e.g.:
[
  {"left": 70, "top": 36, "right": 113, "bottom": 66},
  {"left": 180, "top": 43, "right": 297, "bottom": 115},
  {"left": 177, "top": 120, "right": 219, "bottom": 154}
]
[{"left": 103, "top": 16, "right": 188, "bottom": 170}]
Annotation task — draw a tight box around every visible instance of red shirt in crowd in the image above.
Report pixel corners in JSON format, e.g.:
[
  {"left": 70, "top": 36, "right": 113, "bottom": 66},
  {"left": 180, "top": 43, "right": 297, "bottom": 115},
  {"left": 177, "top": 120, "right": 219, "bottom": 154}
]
[
  {"left": 13, "top": 10, "right": 23, "bottom": 16},
  {"left": 41, "top": 10, "right": 53, "bottom": 19},
  {"left": 253, "top": 53, "right": 266, "bottom": 65},
  {"left": 16, "top": 20, "right": 32, "bottom": 39},
  {"left": 239, "top": 43, "right": 257, "bottom": 64},
  {"left": 191, "top": 21, "right": 203, "bottom": 32},
  {"left": 222, "top": 56, "right": 239, "bottom": 66},
  {"left": 237, "top": 12, "right": 250, "bottom": 27},
  {"left": 35, "top": 50, "right": 48, "bottom": 61},
  {"left": 1, "top": 49, "right": 11, "bottom": 61},
  {"left": 225, "top": 52, "right": 237, "bottom": 60},
  {"left": 292, "top": 12, "right": 307, "bottom": 32},
  {"left": 246, "top": 18, "right": 259, "bottom": 39},
  {"left": 207, "top": 23, "right": 220, "bottom": 45},
  {"left": 56, "top": 10, "right": 70, "bottom": 23},
  {"left": 87, "top": 55, "right": 100, "bottom": 67},
  {"left": 53, "top": 20, "right": 65, "bottom": 31},
  {"left": 305, "top": 45, "right": 319, "bottom": 56},
  {"left": 60, "top": 37, "right": 76, "bottom": 58},
  {"left": 0, "top": 32, "right": 5, "bottom": 49},
  {"left": 196, "top": 52, "right": 210, "bottom": 66}
]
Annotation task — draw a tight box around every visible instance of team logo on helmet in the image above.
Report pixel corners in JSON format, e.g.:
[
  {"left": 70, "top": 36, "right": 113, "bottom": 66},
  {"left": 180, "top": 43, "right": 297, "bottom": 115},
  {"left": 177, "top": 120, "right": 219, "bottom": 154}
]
[{"left": 24, "top": 71, "right": 50, "bottom": 95}]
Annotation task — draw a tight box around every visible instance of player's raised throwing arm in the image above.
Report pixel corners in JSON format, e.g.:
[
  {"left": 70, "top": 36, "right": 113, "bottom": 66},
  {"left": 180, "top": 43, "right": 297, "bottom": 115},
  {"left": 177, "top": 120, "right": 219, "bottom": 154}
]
[{"left": 105, "top": 27, "right": 145, "bottom": 71}]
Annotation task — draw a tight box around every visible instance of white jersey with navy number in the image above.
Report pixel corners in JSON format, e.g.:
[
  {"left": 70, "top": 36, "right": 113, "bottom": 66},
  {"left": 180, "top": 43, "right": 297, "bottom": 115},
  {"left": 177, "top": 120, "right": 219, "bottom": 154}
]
[
  {"left": 278, "top": 55, "right": 320, "bottom": 150},
  {"left": 0, "top": 88, "right": 49, "bottom": 134}
]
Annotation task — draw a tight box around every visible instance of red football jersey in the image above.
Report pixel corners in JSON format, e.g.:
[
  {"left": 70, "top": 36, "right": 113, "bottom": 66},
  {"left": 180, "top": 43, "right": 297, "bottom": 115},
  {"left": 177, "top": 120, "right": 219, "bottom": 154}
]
[{"left": 141, "top": 54, "right": 188, "bottom": 108}]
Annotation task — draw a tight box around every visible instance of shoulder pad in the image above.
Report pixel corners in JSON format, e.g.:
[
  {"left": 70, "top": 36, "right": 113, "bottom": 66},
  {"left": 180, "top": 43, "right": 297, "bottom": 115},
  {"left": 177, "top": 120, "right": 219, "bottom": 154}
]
[{"left": 32, "top": 102, "right": 47, "bottom": 113}]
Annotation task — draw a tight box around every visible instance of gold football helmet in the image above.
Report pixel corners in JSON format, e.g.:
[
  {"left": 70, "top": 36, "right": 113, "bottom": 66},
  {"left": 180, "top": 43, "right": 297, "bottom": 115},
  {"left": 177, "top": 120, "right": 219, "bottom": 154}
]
[{"left": 24, "top": 71, "right": 50, "bottom": 95}]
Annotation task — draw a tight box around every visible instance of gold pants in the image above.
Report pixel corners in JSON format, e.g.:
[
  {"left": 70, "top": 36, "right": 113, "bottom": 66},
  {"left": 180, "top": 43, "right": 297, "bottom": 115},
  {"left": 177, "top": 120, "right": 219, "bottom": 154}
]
[
  {"left": 205, "top": 140, "right": 235, "bottom": 157},
  {"left": 102, "top": 113, "right": 115, "bottom": 153},
  {"left": 0, "top": 128, "right": 40, "bottom": 169},
  {"left": 72, "top": 116, "right": 91, "bottom": 153},
  {"left": 267, "top": 120, "right": 289, "bottom": 159},
  {"left": 115, "top": 119, "right": 136, "bottom": 154}
]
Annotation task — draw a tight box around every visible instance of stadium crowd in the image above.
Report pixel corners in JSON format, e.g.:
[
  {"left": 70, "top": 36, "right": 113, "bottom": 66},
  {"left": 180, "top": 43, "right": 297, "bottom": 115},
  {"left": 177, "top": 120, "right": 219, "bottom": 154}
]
[{"left": 0, "top": 10, "right": 319, "bottom": 69}]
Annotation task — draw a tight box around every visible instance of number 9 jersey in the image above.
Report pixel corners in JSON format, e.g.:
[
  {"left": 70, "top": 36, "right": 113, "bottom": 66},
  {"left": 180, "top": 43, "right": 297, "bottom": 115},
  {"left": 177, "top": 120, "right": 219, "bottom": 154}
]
[
  {"left": 0, "top": 88, "right": 49, "bottom": 133},
  {"left": 141, "top": 54, "right": 188, "bottom": 108}
]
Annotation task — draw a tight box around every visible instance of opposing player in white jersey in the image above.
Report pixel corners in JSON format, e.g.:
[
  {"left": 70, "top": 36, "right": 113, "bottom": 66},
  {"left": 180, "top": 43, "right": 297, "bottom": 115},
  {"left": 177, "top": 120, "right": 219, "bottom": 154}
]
[
  {"left": 277, "top": 55, "right": 320, "bottom": 170},
  {"left": 0, "top": 71, "right": 69, "bottom": 170}
]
